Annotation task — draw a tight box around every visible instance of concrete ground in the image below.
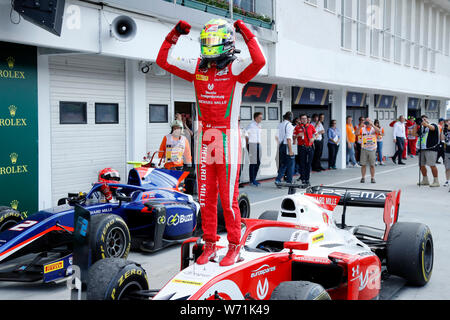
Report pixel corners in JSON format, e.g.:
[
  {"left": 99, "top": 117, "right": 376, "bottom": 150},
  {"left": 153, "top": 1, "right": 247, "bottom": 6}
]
[{"left": 0, "top": 157, "right": 448, "bottom": 300}]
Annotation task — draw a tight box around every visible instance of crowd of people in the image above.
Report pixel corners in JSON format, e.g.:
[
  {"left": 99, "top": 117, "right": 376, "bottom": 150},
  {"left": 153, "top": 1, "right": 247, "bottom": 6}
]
[
  {"left": 273, "top": 111, "right": 450, "bottom": 190},
  {"left": 156, "top": 111, "right": 450, "bottom": 192}
]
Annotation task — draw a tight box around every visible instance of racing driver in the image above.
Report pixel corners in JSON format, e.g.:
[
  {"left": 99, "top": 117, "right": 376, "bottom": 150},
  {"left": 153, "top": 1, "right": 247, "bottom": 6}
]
[{"left": 157, "top": 19, "right": 265, "bottom": 266}]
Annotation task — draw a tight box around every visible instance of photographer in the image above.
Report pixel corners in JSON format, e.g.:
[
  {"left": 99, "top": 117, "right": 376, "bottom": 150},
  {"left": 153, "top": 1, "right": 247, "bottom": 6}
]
[
  {"left": 442, "top": 119, "right": 450, "bottom": 190},
  {"left": 416, "top": 115, "right": 440, "bottom": 187}
]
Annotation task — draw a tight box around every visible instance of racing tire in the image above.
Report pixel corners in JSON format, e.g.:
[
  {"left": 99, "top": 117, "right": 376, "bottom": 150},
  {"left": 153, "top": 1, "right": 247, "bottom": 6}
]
[
  {"left": 386, "top": 222, "right": 433, "bottom": 286},
  {"left": 86, "top": 258, "right": 149, "bottom": 300},
  {"left": 0, "top": 208, "right": 24, "bottom": 232},
  {"left": 270, "top": 281, "right": 331, "bottom": 300},
  {"left": 258, "top": 210, "right": 279, "bottom": 221},
  {"left": 89, "top": 214, "right": 131, "bottom": 263},
  {"left": 216, "top": 193, "right": 250, "bottom": 231}
]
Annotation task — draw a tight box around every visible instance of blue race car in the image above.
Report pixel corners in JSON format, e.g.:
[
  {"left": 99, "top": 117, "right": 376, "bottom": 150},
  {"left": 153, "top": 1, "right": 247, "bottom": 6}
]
[{"left": 0, "top": 166, "right": 250, "bottom": 284}]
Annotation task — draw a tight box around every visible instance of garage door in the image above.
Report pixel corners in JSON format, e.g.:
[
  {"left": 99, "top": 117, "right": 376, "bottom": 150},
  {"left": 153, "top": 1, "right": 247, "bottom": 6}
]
[
  {"left": 49, "top": 54, "right": 126, "bottom": 204},
  {"left": 146, "top": 75, "right": 195, "bottom": 157}
]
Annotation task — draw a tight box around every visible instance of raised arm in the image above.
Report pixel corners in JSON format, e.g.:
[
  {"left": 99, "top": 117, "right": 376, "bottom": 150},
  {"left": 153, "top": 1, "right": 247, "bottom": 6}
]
[
  {"left": 156, "top": 21, "right": 197, "bottom": 82},
  {"left": 231, "top": 20, "right": 266, "bottom": 83}
]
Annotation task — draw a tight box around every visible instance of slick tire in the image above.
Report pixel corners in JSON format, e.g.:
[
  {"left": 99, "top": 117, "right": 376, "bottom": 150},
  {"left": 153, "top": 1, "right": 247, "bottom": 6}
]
[
  {"left": 217, "top": 193, "right": 250, "bottom": 231},
  {"left": 386, "top": 222, "right": 433, "bottom": 286},
  {"left": 90, "top": 214, "right": 131, "bottom": 263},
  {"left": 0, "top": 208, "right": 24, "bottom": 232},
  {"left": 87, "top": 258, "right": 149, "bottom": 300},
  {"left": 258, "top": 210, "right": 279, "bottom": 221},
  {"left": 270, "top": 281, "right": 331, "bottom": 300}
]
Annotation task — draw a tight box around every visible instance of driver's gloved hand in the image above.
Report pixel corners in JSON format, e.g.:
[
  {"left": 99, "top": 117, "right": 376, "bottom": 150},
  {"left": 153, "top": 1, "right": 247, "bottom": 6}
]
[
  {"left": 234, "top": 19, "right": 255, "bottom": 43},
  {"left": 166, "top": 20, "right": 191, "bottom": 44}
]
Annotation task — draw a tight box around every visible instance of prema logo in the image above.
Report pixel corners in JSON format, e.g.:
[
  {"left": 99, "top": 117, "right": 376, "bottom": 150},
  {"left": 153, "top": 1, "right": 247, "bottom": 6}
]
[{"left": 257, "top": 278, "right": 269, "bottom": 299}]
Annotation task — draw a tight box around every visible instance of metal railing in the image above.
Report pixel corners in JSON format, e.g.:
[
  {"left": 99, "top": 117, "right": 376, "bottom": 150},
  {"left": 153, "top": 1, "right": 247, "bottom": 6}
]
[{"left": 162, "top": 0, "right": 274, "bottom": 29}]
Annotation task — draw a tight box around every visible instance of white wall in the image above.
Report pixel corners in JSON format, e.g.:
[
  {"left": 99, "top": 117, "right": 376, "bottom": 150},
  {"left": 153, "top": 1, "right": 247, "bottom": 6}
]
[{"left": 274, "top": 0, "right": 450, "bottom": 100}]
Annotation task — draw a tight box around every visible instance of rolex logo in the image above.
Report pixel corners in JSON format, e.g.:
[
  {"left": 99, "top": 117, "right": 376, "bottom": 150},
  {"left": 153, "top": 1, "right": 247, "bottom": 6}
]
[
  {"left": 6, "top": 56, "right": 15, "bottom": 69},
  {"left": 8, "top": 105, "right": 17, "bottom": 117},
  {"left": 10, "top": 153, "right": 18, "bottom": 164},
  {"left": 10, "top": 200, "right": 19, "bottom": 210}
]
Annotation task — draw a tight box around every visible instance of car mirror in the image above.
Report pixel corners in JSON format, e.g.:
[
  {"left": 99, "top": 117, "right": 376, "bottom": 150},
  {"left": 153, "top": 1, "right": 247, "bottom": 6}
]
[{"left": 284, "top": 241, "right": 309, "bottom": 251}]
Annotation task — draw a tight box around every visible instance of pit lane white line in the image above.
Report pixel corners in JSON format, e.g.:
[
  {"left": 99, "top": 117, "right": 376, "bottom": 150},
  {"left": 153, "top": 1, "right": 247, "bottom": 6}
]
[{"left": 250, "top": 164, "right": 417, "bottom": 207}]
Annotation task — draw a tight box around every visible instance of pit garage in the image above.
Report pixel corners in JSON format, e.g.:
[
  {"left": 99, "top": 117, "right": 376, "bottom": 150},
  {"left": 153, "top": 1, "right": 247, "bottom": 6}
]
[{"left": 49, "top": 54, "right": 127, "bottom": 204}]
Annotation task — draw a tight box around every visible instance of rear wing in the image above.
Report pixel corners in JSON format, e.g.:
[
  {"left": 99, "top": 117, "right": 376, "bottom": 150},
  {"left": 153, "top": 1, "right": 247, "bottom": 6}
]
[
  {"left": 305, "top": 186, "right": 393, "bottom": 208},
  {"left": 284, "top": 184, "right": 401, "bottom": 240}
]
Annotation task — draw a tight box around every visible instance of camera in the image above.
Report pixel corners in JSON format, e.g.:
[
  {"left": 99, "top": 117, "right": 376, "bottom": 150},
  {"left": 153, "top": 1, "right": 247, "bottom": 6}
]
[{"left": 416, "top": 117, "right": 423, "bottom": 126}]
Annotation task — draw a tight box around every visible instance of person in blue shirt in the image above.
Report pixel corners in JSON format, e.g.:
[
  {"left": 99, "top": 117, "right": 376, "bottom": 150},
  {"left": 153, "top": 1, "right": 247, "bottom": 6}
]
[{"left": 327, "top": 119, "right": 341, "bottom": 170}]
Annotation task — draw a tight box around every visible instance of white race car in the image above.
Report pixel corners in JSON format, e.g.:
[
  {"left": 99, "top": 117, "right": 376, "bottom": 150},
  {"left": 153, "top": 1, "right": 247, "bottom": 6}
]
[{"left": 84, "top": 185, "right": 433, "bottom": 300}]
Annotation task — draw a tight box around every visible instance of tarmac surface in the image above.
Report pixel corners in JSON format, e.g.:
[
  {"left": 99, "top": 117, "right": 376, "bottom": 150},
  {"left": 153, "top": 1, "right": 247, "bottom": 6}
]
[{"left": 0, "top": 157, "right": 448, "bottom": 300}]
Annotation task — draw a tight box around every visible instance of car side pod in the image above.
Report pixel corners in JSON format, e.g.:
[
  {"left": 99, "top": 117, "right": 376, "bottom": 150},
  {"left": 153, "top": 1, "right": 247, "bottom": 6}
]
[{"left": 284, "top": 241, "right": 309, "bottom": 259}]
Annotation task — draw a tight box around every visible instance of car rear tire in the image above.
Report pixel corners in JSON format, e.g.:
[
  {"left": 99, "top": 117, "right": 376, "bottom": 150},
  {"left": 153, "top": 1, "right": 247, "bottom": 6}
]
[
  {"left": 386, "top": 222, "right": 433, "bottom": 286},
  {"left": 270, "top": 281, "right": 331, "bottom": 300},
  {"left": 258, "top": 210, "right": 279, "bottom": 221},
  {"left": 90, "top": 214, "right": 131, "bottom": 263},
  {"left": 215, "top": 193, "right": 250, "bottom": 231},
  {"left": 87, "top": 258, "right": 149, "bottom": 300},
  {"left": 0, "top": 208, "right": 24, "bottom": 232}
]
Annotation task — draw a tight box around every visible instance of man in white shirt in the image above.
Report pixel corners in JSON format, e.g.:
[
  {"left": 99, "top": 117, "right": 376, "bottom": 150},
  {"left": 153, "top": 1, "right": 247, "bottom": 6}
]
[
  {"left": 392, "top": 115, "right": 407, "bottom": 165},
  {"left": 275, "top": 112, "right": 295, "bottom": 186},
  {"left": 246, "top": 112, "right": 263, "bottom": 186}
]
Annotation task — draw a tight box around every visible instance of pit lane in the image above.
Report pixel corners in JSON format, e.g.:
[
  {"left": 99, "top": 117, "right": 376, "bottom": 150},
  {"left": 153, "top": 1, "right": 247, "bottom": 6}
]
[{"left": 0, "top": 159, "right": 448, "bottom": 300}]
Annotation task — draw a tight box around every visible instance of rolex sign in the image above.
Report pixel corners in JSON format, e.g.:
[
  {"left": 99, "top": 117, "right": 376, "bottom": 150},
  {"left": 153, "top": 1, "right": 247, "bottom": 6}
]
[{"left": 0, "top": 42, "right": 38, "bottom": 217}]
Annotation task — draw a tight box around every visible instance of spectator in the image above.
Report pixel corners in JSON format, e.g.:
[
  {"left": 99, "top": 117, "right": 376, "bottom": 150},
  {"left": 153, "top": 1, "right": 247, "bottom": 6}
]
[
  {"left": 355, "top": 117, "right": 365, "bottom": 164},
  {"left": 392, "top": 115, "right": 407, "bottom": 165},
  {"left": 307, "top": 115, "right": 311, "bottom": 124},
  {"left": 406, "top": 116, "right": 418, "bottom": 158},
  {"left": 246, "top": 112, "right": 263, "bottom": 187},
  {"left": 346, "top": 116, "right": 358, "bottom": 168},
  {"left": 359, "top": 118, "right": 380, "bottom": 183},
  {"left": 437, "top": 118, "right": 446, "bottom": 164},
  {"left": 327, "top": 119, "right": 341, "bottom": 170},
  {"left": 294, "top": 114, "right": 317, "bottom": 186},
  {"left": 275, "top": 112, "right": 295, "bottom": 186},
  {"left": 442, "top": 119, "right": 450, "bottom": 190},
  {"left": 175, "top": 112, "right": 193, "bottom": 143},
  {"left": 311, "top": 114, "right": 325, "bottom": 172},
  {"left": 158, "top": 120, "right": 192, "bottom": 170},
  {"left": 417, "top": 115, "right": 440, "bottom": 187},
  {"left": 374, "top": 119, "right": 385, "bottom": 165}
]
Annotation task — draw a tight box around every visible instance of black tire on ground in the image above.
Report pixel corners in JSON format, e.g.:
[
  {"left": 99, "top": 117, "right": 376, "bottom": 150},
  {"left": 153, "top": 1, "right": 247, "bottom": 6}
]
[
  {"left": 86, "top": 258, "right": 149, "bottom": 300},
  {"left": 216, "top": 193, "right": 250, "bottom": 231},
  {"left": 238, "top": 193, "right": 250, "bottom": 219},
  {"left": 386, "top": 222, "right": 433, "bottom": 286},
  {"left": 0, "top": 208, "right": 24, "bottom": 232},
  {"left": 89, "top": 214, "right": 131, "bottom": 263},
  {"left": 0, "top": 206, "right": 12, "bottom": 213},
  {"left": 270, "top": 281, "right": 331, "bottom": 300},
  {"left": 258, "top": 210, "right": 279, "bottom": 221}
]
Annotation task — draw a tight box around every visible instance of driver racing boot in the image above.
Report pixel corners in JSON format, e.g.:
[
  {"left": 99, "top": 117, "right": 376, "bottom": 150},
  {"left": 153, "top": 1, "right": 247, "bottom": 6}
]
[
  {"left": 219, "top": 243, "right": 241, "bottom": 267},
  {"left": 196, "top": 242, "right": 216, "bottom": 265}
]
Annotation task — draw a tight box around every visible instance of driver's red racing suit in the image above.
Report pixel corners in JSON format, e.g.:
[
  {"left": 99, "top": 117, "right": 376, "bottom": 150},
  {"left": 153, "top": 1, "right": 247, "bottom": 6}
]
[{"left": 157, "top": 21, "right": 265, "bottom": 245}]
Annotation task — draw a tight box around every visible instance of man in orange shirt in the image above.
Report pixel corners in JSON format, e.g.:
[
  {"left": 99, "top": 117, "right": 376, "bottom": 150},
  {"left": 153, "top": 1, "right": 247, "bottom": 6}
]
[
  {"left": 158, "top": 120, "right": 192, "bottom": 170},
  {"left": 346, "top": 116, "right": 359, "bottom": 168}
]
